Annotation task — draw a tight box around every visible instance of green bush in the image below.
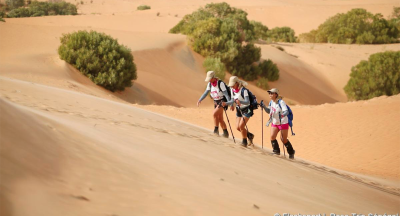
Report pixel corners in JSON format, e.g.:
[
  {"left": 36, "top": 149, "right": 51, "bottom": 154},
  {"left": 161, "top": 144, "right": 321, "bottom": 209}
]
[
  {"left": 137, "top": 5, "right": 150, "bottom": 10},
  {"left": 299, "top": 8, "right": 399, "bottom": 44},
  {"left": 58, "top": 30, "right": 137, "bottom": 92},
  {"left": 169, "top": 2, "right": 280, "bottom": 82},
  {"left": 0, "top": 9, "right": 6, "bottom": 21},
  {"left": 251, "top": 20, "right": 268, "bottom": 40},
  {"left": 5, "top": 0, "right": 24, "bottom": 10},
  {"left": 203, "top": 57, "right": 226, "bottom": 80},
  {"left": 258, "top": 59, "right": 279, "bottom": 81},
  {"left": 265, "top": 27, "right": 297, "bottom": 42},
  {"left": 7, "top": 1, "right": 77, "bottom": 17},
  {"left": 344, "top": 51, "right": 400, "bottom": 100},
  {"left": 256, "top": 77, "right": 270, "bottom": 90}
]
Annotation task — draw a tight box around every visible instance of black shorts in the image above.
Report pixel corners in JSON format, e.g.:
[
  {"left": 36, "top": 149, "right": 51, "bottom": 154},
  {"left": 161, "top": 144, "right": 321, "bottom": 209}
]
[
  {"left": 236, "top": 106, "right": 253, "bottom": 118},
  {"left": 214, "top": 98, "right": 228, "bottom": 110}
]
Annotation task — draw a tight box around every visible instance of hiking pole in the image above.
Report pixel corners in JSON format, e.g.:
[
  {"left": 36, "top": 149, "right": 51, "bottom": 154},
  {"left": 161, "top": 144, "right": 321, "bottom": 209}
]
[
  {"left": 217, "top": 101, "right": 236, "bottom": 143},
  {"left": 281, "top": 133, "right": 286, "bottom": 157},
  {"left": 223, "top": 108, "right": 236, "bottom": 144},
  {"left": 260, "top": 101, "right": 263, "bottom": 149}
]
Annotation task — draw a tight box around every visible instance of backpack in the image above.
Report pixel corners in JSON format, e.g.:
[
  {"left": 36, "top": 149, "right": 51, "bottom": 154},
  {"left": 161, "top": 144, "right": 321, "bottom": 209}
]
[
  {"left": 208, "top": 80, "right": 232, "bottom": 100},
  {"left": 269, "top": 99, "right": 295, "bottom": 136},
  {"left": 241, "top": 87, "right": 259, "bottom": 110}
]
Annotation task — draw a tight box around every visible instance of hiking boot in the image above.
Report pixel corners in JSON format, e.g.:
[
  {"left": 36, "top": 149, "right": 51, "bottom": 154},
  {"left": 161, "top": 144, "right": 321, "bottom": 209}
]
[
  {"left": 247, "top": 132, "right": 254, "bottom": 145},
  {"left": 222, "top": 129, "right": 229, "bottom": 138},
  {"left": 271, "top": 140, "right": 280, "bottom": 155},
  {"left": 241, "top": 138, "right": 248, "bottom": 147},
  {"left": 289, "top": 150, "right": 295, "bottom": 159},
  {"left": 213, "top": 127, "right": 219, "bottom": 136},
  {"left": 284, "top": 140, "right": 295, "bottom": 159}
]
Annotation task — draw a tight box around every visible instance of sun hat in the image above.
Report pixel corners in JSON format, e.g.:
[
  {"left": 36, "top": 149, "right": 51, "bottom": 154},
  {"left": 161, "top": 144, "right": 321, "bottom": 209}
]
[
  {"left": 228, "top": 76, "right": 239, "bottom": 87},
  {"left": 205, "top": 71, "right": 215, "bottom": 82},
  {"left": 267, "top": 88, "right": 279, "bottom": 94}
]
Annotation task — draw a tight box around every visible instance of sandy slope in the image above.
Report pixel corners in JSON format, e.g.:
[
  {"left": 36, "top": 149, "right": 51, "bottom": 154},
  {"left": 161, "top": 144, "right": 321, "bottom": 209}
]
[
  {"left": 1, "top": 77, "right": 399, "bottom": 216},
  {"left": 137, "top": 94, "right": 400, "bottom": 180}
]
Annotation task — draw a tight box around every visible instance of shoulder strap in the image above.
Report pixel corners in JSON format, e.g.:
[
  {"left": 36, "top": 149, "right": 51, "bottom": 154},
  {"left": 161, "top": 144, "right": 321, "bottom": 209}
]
[{"left": 277, "top": 99, "right": 282, "bottom": 109}]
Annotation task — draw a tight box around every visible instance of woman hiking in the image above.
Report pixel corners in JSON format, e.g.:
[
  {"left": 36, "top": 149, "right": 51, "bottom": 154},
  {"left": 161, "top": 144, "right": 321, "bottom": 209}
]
[
  {"left": 197, "top": 71, "right": 231, "bottom": 138},
  {"left": 260, "top": 88, "right": 296, "bottom": 159},
  {"left": 221, "top": 76, "right": 255, "bottom": 147}
]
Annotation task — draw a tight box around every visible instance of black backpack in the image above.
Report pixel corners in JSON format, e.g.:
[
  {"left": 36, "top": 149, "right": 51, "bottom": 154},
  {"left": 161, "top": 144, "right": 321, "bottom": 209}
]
[
  {"left": 208, "top": 80, "right": 232, "bottom": 100},
  {"left": 241, "top": 87, "right": 259, "bottom": 110}
]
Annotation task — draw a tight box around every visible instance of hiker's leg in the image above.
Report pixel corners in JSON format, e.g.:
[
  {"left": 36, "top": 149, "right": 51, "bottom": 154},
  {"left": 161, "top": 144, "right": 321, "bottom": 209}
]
[
  {"left": 213, "top": 107, "right": 220, "bottom": 127},
  {"left": 270, "top": 127, "right": 279, "bottom": 141},
  {"left": 280, "top": 129, "right": 289, "bottom": 143},
  {"left": 270, "top": 127, "right": 281, "bottom": 154},
  {"left": 217, "top": 107, "right": 227, "bottom": 130},
  {"left": 236, "top": 117, "right": 241, "bottom": 131},
  {"left": 239, "top": 117, "right": 249, "bottom": 139}
]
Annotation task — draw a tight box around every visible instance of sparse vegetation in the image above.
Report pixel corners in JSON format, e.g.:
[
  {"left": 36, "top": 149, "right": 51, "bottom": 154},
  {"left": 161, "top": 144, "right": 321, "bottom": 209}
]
[
  {"left": 137, "top": 5, "right": 150, "bottom": 10},
  {"left": 344, "top": 51, "right": 400, "bottom": 100},
  {"left": 5, "top": 0, "right": 24, "bottom": 10},
  {"left": 0, "top": 9, "right": 6, "bottom": 21},
  {"left": 7, "top": 1, "right": 77, "bottom": 17},
  {"left": 298, "top": 8, "right": 400, "bottom": 44},
  {"left": 156, "top": 12, "right": 160, "bottom": 16},
  {"left": 251, "top": 20, "right": 268, "bottom": 40},
  {"left": 265, "top": 27, "right": 297, "bottom": 43},
  {"left": 203, "top": 57, "right": 226, "bottom": 80},
  {"left": 256, "top": 77, "right": 269, "bottom": 90},
  {"left": 58, "top": 30, "right": 137, "bottom": 92},
  {"left": 169, "top": 2, "right": 279, "bottom": 82},
  {"left": 275, "top": 46, "right": 284, "bottom": 51},
  {"left": 250, "top": 21, "right": 296, "bottom": 43}
]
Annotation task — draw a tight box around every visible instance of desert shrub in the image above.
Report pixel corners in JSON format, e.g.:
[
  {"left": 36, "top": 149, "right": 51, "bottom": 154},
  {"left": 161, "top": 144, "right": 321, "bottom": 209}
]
[
  {"left": 298, "top": 8, "right": 399, "bottom": 44},
  {"left": 390, "top": 6, "right": 400, "bottom": 19},
  {"left": 58, "top": 30, "right": 137, "bottom": 91},
  {"left": 169, "top": 2, "right": 280, "bottom": 81},
  {"left": 203, "top": 57, "right": 226, "bottom": 80},
  {"left": 265, "top": 27, "right": 297, "bottom": 43},
  {"left": 344, "top": 51, "right": 400, "bottom": 100},
  {"left": 256, "top": 77, "right": 269, "bottom": 90},
  {"left": 0, "top": 9, "right": 6, "bottom": 21},
  {"left": 7, "top": 1, "right": 77, "bottom": 17},
  {"left": 275, "top": 46, "right": 284, "bottom": 51},
  {"left": 251, "top": 20, "right": 268, "bottom": 40},
  {"left": 389, "top": 7, "right": 400, "bottom": 32},
  {"left": 137, "top": 5, "right": 150, "bottom": 10},
  {"left": 5, "top": 0, "right": 24, "bottom": 10},
  {"left": 258, "top": 59, "right": 279, "bottom": 81}
]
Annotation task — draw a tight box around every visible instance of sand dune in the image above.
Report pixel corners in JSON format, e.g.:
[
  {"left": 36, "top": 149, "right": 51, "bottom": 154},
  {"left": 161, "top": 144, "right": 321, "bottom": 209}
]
[
  {"left": 1, "top": 77, "right": 399, "bottom": 216},
  {"left": 1, "top": 0, "right": 400, "bottom": 215}
]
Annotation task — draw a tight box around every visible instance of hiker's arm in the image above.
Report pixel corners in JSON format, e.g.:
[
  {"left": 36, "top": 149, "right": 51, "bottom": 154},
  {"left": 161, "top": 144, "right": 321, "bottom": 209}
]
[
  {"left": 263, "top": 106, "right": 271, "bottom": 114},
  {"left": 237, "top": 90, "right": 250, "bottom": 105},
  {"left": 225, "top": 95, "right": 234, "bottom": 106},
  {"left": 280, "top": 100, "right": 289, "bottom": 117},
  {"left": 237, "top": 95, "right": 250, "bottom": 105},
  {"left": 198, "top": 89, "right": 210, "bottom": 102}
]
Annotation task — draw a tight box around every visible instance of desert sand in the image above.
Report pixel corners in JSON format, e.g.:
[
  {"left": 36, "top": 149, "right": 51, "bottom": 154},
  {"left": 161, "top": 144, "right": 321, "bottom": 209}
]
[{"left": 1, "top": 0, "right": 400, "bottom": 215}]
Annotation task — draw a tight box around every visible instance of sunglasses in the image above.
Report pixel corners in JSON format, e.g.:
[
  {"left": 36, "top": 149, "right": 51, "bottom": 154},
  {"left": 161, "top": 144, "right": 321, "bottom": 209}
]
[{"left": 268, "top": 92, "right": 275, "bottom": 95}]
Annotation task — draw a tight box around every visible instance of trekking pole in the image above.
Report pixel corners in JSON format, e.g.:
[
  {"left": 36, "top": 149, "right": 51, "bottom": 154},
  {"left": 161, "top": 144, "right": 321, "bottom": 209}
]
[
  {"left": 281, "top": 133, "right": 286, "bottom": 157},
  {"left": 223, "top": 108, "right": 236, "bottom": 143},
  {"left": 260, "top": 101, "right": 264, "bottom": 148}
]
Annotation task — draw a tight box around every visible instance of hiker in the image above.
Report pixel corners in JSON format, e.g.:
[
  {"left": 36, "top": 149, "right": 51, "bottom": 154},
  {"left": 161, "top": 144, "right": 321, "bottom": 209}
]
[
  {"left": 197, "top": 71, "right": 231, "bottom": 138},
  {"left": 260, "top": 88, "right": 296, "bottom": 159},
  {"left": 222, "top": 76, "right": 255, "bottom": 147}
]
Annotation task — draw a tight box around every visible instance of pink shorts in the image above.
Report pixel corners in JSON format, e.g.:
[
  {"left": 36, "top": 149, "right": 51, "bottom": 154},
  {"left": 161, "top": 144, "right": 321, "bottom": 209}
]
[{"left": 271, "top": 123, "right": 289, "bottom": 130}]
